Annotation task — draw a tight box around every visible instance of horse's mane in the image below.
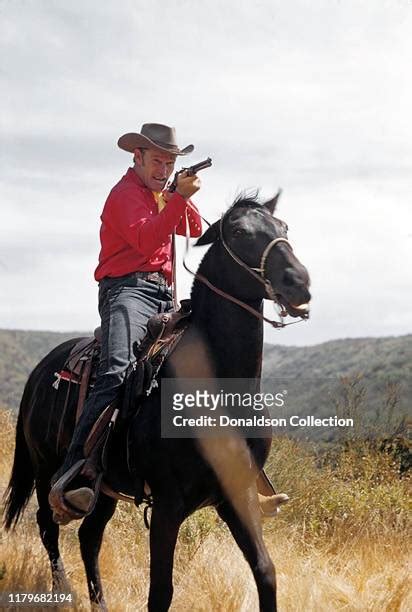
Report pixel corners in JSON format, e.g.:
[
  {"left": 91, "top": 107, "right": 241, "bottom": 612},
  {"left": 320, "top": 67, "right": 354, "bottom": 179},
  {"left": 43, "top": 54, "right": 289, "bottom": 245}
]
[
  {"left": 230, "top": 189, "right": 262, "bottom": 211},
  {"left": 191, "top": 190, "right": 265, "bottom": 301}
]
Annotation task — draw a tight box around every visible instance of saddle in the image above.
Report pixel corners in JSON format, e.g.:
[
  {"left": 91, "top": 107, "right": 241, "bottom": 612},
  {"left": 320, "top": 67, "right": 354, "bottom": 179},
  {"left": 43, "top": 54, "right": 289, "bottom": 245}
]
[{"left": 53, "top": 299, "right": 192, "bottom": 425}]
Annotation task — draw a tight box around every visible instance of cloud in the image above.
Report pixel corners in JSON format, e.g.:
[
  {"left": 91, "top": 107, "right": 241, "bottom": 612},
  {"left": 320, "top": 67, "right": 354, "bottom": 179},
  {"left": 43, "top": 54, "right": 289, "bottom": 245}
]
[{"left": 1, "top": 0, "right": 412, "bottom": 343}]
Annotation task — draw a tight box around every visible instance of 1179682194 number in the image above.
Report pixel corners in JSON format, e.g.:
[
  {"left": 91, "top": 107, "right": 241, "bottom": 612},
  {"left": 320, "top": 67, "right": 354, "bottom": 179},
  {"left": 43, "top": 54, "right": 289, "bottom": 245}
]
[{"left": 1, "top": 592, "right": 74, "bottom": 607}]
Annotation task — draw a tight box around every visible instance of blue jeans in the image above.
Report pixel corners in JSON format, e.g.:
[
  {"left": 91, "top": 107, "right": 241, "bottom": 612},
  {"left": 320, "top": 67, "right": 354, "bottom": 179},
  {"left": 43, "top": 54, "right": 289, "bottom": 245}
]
[{"left": 62, "top": 273, "right": 173, "bottom": 469}]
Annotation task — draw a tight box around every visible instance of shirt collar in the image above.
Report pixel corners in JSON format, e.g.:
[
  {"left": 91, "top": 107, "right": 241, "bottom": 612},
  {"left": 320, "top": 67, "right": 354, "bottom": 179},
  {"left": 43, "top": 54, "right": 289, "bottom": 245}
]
[{"left": 125, "top": 167, "right": 147, "bottom": 190}]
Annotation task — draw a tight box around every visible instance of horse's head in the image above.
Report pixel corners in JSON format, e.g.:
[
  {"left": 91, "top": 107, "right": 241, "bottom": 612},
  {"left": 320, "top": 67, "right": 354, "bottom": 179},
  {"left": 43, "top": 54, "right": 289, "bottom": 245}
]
[{"left": 195, "top": 191, "right": 311, "bottom": 318}]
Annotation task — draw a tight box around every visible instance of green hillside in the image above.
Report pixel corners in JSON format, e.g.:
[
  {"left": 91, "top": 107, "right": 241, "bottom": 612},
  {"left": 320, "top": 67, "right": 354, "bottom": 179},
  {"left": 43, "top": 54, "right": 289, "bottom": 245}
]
[
  {"left": 0, "top": 329, "right": 87, "bottom": 411},
  {"left": 263, "top": 335, "right": 412, "bottom": 383},
  {"left": 262, "top": 335, "right": 411, "bottom": 440},
  {"left": 0, "top": 330, "right": 410, "bottom": 440}
]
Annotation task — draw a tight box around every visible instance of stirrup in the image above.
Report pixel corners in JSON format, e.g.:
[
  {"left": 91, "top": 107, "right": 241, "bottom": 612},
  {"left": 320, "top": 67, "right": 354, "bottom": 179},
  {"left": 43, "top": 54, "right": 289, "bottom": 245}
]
[{"left": 49, "top": 459, "right": 102, "bottom": 524}]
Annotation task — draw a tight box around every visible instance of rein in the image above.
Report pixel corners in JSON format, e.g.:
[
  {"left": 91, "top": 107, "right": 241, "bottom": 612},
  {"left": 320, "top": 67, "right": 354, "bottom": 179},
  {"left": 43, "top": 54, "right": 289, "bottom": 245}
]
[{"left": 182, "top": 205, "right": 307, "bottom": 329}]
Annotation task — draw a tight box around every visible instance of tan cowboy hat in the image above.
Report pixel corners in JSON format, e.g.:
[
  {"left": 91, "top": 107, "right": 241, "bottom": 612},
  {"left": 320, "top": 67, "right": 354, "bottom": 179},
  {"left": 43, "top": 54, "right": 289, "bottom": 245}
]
[{"left": 117, "top": 123, "right": 194, "bottom": 156}]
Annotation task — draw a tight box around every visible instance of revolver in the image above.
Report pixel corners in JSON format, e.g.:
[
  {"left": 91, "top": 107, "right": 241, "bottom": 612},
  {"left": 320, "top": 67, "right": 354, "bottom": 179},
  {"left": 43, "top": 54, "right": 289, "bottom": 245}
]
[{"left": 168, "top": 157, "right": 212, "bottom": 193}]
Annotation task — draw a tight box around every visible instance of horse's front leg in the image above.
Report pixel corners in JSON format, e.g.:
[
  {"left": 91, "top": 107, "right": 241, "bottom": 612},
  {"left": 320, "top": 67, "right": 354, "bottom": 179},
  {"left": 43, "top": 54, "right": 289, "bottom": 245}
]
[
  {"left": 148, "top": 501, "right": 183, "bottom": 612},
  {"left": 217, "top": 485, "right": 277, "bottom": 612}
]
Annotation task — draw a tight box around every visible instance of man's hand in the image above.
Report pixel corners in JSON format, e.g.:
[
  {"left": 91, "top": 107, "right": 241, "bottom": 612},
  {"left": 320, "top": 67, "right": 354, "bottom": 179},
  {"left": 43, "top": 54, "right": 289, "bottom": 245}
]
[{"left": 175, "top": 171, "right": 201, "bottom": 200}]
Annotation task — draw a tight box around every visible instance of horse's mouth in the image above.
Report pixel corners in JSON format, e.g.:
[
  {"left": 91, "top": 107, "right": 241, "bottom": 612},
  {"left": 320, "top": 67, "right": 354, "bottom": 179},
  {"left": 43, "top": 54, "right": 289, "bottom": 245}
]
[{"left": 275, "top": 294, "right": 310, "bottom": 319}]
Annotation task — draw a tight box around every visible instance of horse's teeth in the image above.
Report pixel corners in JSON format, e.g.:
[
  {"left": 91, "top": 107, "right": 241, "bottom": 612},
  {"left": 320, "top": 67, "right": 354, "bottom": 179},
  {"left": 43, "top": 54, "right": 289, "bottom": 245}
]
[{"left": 293, "top": 303, "right": 309, "bottom": 310}]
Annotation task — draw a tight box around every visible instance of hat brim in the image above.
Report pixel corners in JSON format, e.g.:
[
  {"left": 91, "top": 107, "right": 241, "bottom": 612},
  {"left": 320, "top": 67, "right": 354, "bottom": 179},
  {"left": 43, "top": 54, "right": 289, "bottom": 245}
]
[{"left": 117, "top": 132, "right": 194, "bottom": 156}]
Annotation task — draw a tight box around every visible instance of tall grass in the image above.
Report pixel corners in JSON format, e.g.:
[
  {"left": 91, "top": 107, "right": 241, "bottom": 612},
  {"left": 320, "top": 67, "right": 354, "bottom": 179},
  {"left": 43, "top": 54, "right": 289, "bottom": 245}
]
[{"left": 1, "top": 406, "right": 411, "bottom": 611}]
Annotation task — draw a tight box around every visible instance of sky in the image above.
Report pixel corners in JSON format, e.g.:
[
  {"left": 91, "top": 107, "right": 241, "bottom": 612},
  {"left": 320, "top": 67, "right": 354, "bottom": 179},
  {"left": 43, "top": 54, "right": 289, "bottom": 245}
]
[{"left": 1, "top": 0, "right": 411, "bottom": 346}]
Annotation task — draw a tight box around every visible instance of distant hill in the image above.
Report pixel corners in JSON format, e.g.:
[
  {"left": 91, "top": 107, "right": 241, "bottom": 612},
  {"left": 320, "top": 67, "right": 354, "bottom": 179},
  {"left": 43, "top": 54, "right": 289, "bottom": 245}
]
[
  {"left": 261, "top": 336, "right": 411, "bottom": 439},
  {"left": 263, "top": 336, "right": 412, "bottom": 383},
  {"left": 0, "top": 329, "right": 86, "bottom": 411},
  {"left": 0, "top": 330, "right": 410, "bottom": 439}
]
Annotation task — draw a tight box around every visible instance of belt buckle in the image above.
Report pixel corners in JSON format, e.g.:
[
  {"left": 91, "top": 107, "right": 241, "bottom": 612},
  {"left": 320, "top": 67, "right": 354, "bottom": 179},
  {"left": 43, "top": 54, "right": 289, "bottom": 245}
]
[{"left": 147, "top": 272, "right": 161, "bottom": 283}]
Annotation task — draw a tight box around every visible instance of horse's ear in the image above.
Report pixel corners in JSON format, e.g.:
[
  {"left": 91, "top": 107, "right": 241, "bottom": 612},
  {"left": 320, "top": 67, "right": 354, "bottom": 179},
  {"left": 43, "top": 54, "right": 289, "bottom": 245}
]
[
  {"left": 264, "top": 189, "right": 282, "bottom": 215},
  {"left": 194, "top": 221, "right": 220, "bottom": 246}
]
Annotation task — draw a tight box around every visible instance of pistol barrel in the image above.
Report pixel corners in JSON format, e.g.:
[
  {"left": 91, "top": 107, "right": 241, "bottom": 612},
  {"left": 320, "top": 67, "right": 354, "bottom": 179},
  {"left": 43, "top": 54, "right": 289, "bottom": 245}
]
[
  {"left": 189, "top": 157, "right": 212, "bottom": 174},
  {"left": 168, "top": 157, "right": 212, "bottom": 192},
  {"left": 187, "top": 157, "right": 212, "bottom": 175}
]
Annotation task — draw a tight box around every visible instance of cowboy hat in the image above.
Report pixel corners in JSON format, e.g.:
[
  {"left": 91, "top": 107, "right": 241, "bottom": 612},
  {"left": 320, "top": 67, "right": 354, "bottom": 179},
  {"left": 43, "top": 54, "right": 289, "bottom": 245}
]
[{"left": 117, "top": 123, "right": 194, "bottom": 156}]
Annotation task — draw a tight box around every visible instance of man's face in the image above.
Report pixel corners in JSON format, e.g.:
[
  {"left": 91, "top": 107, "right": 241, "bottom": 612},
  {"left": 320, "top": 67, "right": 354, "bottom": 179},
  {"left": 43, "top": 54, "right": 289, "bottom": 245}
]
[{"left": 134, "top": 147, "right": 176, "bottom": 191}]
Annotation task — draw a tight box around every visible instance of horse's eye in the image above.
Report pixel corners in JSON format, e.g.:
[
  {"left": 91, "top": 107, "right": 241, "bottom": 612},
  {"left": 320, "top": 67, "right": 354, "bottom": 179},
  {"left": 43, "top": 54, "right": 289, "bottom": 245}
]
[{"left": 233, "top": 228, "right": 245, "bottom": 236}]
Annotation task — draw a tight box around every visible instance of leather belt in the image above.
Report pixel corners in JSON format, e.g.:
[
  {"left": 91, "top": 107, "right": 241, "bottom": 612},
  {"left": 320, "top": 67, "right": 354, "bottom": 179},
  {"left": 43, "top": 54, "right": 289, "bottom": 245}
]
[{"left": 135, "top": 271, "right": 169, "bottom": 286}]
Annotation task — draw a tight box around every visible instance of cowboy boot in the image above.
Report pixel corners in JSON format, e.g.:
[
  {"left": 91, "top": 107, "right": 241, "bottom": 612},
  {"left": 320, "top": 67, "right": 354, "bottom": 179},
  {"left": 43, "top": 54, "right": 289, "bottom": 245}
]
[{"left": 49, "top": 403, "right": 118, "bottom": 524}]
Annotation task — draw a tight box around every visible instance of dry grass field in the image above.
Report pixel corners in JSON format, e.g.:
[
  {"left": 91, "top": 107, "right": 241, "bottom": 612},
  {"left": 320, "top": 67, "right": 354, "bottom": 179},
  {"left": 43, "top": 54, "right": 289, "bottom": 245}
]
[{"left": 0, "top": 407, "right": 410, "bottom": 611}]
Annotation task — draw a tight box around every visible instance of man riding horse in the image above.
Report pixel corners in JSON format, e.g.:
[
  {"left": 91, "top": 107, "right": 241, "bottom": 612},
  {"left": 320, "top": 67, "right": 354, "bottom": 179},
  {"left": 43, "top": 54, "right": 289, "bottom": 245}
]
[{"left": 49, "top": 122, "right": 288, "bottom": 524}]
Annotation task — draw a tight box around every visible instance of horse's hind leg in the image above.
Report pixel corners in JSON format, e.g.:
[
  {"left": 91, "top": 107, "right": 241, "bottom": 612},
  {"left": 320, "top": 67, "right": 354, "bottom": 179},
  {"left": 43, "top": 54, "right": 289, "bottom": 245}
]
[
  {"left": 148, "top": 503, "right": 183, "bottom": 612},
  {"left": 78, "top": 493, "right": 117, "bottom": 611},
  {"left": 217, "top": 487, "right": 277, "bottom": 612},
  {"left": 35, "top": 478, "right": 70, "bottom": 592}
]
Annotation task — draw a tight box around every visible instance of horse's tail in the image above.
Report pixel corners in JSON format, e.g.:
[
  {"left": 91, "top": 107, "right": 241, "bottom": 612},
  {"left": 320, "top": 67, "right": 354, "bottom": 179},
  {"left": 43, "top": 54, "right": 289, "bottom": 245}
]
[{"left": 3, "top": 403, "right": 35, "bottom": 530}]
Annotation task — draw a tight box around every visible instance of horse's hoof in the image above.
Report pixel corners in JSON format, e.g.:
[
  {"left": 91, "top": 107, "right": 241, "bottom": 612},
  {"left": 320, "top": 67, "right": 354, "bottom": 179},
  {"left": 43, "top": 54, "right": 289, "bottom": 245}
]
[
  {"left": 52, "top": 569, "right": 71, "bottom": 594},
  {"left": 91, "top": 600, "right": 108, "bottom": 612},
  {"left": 258, "top": 492, "right": 290, "bottom": 518}
]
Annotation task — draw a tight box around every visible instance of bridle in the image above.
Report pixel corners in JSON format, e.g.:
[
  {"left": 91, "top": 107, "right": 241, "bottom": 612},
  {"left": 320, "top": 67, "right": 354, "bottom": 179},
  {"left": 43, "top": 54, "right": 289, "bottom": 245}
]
[
  {"left": 218, "top": 213, "right": 293, "bottom": 303},
  {"left": 182, "top": 204, "right": 308, "bottom": 329}
]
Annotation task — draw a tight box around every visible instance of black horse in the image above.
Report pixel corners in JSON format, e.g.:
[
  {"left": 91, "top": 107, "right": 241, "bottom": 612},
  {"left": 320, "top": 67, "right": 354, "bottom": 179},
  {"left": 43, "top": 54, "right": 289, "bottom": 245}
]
[{"left": 4, "top": 192, "right": 310, "bottom": 611}]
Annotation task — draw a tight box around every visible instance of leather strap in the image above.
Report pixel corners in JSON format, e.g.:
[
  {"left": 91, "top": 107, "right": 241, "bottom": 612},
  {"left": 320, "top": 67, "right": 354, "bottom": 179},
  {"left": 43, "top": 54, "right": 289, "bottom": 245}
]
[{"left": 76, "top": 357, "right": 93, "bottom": 423}]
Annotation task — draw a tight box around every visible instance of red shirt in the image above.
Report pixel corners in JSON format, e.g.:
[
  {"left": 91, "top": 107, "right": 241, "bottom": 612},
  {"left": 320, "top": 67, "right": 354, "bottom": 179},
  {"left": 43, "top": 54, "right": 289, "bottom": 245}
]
[{"left": 95, "top": 168, "right": 202, "bottom": 283}]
